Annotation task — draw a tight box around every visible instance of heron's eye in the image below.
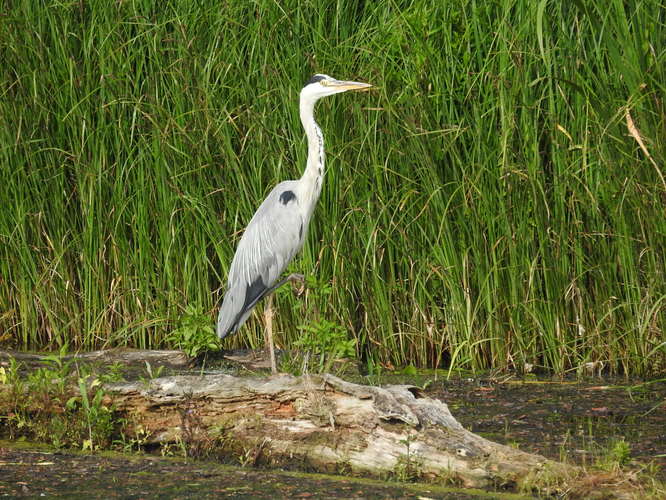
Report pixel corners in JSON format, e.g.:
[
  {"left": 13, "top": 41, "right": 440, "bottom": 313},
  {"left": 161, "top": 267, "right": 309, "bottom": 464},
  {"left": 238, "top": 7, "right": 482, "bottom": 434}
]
[{"left": 320, "top": 80, "right": 329, "bottom": 87}]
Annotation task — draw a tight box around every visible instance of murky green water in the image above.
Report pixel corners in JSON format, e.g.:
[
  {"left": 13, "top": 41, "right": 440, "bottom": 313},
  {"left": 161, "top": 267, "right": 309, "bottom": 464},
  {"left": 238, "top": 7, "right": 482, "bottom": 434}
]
[
  {"left": 0, "top": 443, "right": 528, "bottom": 499},
  {"left": 424, "top": 376, "right": 666, "bottom": 477}
]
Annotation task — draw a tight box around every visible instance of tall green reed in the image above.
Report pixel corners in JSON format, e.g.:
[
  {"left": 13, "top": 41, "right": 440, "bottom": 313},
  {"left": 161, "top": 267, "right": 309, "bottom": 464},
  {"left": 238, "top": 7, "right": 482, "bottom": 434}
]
[{"left": 0, "top": 0, "right": 663, "bottom": 376}]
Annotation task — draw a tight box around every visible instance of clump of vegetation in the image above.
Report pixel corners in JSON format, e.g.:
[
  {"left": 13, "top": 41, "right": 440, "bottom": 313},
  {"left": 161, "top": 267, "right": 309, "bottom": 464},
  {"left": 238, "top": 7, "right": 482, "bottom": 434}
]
[
  {"left": 392, "top": 434, "right": 424, "bottom": 482},
  {"left": 167, "top": 305, "right": 220, "bottom": 358},
  {"left": 0, "top": 354, "right": 115, "bottom": 450},
  {"left": 292, "top": 319, "right": 356, "bottom": 374},
  {"left": 280, "top": 276, "right": 356, "bottom": 374},
  {"left": 520, "top": 439, "right": 666, "bottom": 499},
  {"left": 597, "top": 438, "right": 632, "bottom": 470}
]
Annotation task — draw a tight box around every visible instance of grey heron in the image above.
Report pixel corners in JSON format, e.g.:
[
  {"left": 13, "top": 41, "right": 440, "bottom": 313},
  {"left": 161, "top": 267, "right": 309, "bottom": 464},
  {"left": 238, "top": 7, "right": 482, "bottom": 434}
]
[{"left": 217, "top": 74, "right": 372, "bottom": 372}]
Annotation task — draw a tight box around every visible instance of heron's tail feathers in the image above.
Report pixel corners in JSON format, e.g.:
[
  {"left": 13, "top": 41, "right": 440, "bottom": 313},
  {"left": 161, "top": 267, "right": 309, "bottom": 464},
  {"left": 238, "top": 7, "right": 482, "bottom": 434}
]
[{"left": 217, "top": 276, "right": 270, "bottom": 339}]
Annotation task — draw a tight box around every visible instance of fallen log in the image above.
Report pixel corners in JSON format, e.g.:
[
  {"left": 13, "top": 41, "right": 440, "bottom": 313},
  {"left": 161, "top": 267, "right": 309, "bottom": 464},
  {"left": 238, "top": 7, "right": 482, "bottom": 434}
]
[{"left": 105, "top": 373, "right": 573, "bottom": 490}]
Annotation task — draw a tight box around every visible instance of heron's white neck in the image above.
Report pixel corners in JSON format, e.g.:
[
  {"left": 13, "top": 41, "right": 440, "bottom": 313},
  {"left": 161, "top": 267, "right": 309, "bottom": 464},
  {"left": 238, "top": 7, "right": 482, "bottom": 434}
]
[{"left": 298, "top": 97, "right": 325, "bottom": 212}]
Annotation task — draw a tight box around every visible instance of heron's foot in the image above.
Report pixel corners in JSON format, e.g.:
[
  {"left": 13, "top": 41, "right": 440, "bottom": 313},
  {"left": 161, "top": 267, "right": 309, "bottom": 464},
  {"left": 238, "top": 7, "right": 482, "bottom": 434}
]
[{"left": 287, "top": 273, "right": 305, "bottom": 296}]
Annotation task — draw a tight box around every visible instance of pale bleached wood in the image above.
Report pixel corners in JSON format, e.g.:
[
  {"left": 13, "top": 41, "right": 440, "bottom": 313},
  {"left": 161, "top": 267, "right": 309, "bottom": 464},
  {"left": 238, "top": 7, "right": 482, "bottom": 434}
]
[{"left": 105, "top": 373, "right": 571, "bottom": 488}]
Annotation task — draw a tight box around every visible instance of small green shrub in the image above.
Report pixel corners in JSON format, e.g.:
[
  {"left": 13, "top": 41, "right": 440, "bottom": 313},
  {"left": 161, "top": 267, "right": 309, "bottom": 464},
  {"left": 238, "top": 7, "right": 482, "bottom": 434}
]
[
  {"left": 168, "top": 305, "right": 220, "bottom": 358},
  {"left": 294, "top": 319, "right": 356, "bottom": 374},
  {"left": 281, "top": 276, "right": 356, "bottom": 374}
]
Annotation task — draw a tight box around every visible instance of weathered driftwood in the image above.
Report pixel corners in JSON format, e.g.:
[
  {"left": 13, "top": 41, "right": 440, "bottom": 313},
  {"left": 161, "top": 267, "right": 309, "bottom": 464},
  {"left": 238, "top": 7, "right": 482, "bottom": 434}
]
[{"left": 105, "top": 373, "right": 572, "bottom": 488}]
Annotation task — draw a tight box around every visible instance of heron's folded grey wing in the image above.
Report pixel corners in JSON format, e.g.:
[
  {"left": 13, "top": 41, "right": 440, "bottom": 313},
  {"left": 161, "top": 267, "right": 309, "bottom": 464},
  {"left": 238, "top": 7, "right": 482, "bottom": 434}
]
[{"left": 217, "top": 183, "right": 304, "bottom": 339}]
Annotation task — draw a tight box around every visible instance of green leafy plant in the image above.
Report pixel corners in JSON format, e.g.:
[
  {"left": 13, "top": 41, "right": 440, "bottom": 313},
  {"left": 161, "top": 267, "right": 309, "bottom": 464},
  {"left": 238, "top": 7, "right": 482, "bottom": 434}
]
[
  {"left": 114, "top": 426, "right": 151, "bottom": 454},
  {"left": 96, "top": 362, "right": 126, "bottom": 384},
  {"left": 0, "top": 353, "right": 115, "bottom": 449},
  {"left": 0, "top": 358, "right": 27, "bottom": 437},
  {"left": 66, "top": 378, "right": 115, "bottom": 450},
  {"left": 280, "top": 276, "right": 356, "bottom": 374},
  {"left": 294, "top": 319, "right": 356, "bottom": 374},
  {"left": 393, "top": 433, "right": 424, "bottom": 482},
  {"left": 139, "top": 361, "right": 165, "bottom": 384},
  {"left": 168, "top": 305, "right": 220, "bottom": 358},
  {"left": 597, "top": 439, "right": 632, "bottom": 470}
]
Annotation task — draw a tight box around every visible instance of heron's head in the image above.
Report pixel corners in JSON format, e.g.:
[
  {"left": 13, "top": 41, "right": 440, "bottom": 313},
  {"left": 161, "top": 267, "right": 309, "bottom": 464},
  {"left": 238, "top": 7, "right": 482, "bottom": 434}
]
[{"left": 300, "top": 74, "right": 372, "bottom": 103}]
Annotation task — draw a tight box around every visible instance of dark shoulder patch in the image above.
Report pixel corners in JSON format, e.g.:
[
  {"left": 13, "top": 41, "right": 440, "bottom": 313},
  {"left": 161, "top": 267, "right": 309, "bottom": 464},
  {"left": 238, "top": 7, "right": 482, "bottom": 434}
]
[
  {"left": 279, "top": 190, "right": 297, "bottom": 205},
  {"left": 305, "top": 74, "right": 326, "bottom": 86}
]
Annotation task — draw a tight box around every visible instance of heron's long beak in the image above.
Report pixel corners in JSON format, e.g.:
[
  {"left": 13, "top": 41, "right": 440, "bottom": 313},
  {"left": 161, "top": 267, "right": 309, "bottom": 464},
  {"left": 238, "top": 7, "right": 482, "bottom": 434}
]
[{"left": 330, "top": 79, "right": 373, "bottom": 92}]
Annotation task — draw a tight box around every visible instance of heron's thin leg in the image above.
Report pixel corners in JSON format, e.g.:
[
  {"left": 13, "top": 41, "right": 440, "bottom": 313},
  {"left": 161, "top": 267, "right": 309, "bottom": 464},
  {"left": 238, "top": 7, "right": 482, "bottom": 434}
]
[
  {"left": 262, "top": 273, "right": 305, "bottom": 374},
  {"left": 264, "top": 294, "right": 277, "bottom": 374}
]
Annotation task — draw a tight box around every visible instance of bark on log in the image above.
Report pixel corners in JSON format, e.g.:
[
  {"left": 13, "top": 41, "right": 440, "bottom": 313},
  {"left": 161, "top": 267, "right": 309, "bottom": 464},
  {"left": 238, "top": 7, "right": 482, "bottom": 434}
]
[{"left": 105, "top": 373, "right": 572, "bottom": 489}]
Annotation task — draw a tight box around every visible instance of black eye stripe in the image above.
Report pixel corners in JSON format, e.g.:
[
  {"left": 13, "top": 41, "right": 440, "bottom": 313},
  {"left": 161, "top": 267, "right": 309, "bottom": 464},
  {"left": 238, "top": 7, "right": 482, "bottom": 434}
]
[{"left": 305, "top": 74, "right": 327, "bottom": 86}]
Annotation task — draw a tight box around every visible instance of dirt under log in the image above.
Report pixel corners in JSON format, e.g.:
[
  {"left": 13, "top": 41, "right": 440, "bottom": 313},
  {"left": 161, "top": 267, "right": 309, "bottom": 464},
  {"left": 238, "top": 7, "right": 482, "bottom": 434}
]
[{"left": 105, "top": 372, "right": 573, "bottom": 490}]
